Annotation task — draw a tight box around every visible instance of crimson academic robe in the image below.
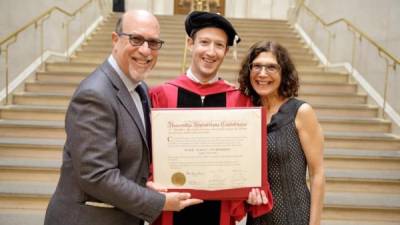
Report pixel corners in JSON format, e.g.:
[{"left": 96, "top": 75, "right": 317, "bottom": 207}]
[{"left": 150, "top": 75, "right": 273, "bottom": 225}]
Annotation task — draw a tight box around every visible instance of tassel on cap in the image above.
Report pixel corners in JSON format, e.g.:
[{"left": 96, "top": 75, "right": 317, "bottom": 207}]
[{"left": 233, "top": 35, "right": 239, "bottom": 61}]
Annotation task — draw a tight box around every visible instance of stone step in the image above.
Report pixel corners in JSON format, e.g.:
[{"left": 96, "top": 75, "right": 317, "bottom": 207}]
[
  {"left": 41, "top": 65, "right": 347, "bottom": 83},
  {"left": 313, "top": 103, "right": 378, "bottom": 118},
  {"left": 0, "top": 115, "right": 388, "bottom": 139},
  {"left": 149, "top": 61, "right": 332, "bottom": 75},
  {"left": 78, "top": 47, "right": 311, "bottom": 59},
  {"left": 1, "top": 99, "right": 378, "bottom": 125},
  {"left": 323, "top": 192, "right": 400, "bottom": 223},
  {"left": 0, "top": 209, "right": 45, "bottom": 225},
  {"left": 93, "top": 28, "right": 301, "bottom": 40},
  {"left": 299, "top": 82, "right": 357, "bottom": 94},
  {"left": 85, "top": 38, "right": 308, "bottom": 50},
  {"left": 325, "top": 148, "right": 400, "bottom": 171},
  {"left": 322, "top": 219, "right": 400, "bottom": 225},
  {"left": 157, "top": 56, "right": 318, "bottom": 66},
  {"left": 72, "top": 50, "right": 110, "bottom": 58},
  {"left": 0, "top": 131, "right": 396, "bottom": 168},
  {"left": 209, "top": 71, "right": 349, "bottom": 84},
  {"left": 0, "top": 181, "right": 54, "bottom": 210},
  {"left": 0, "top": 103, "right": 378, "bottom": 123},
  {"left": 0, "top": 105, "right": 66, "bottom": 121},
  {"left": 11, "top": 90, "right": 366, "bottom": 107},
  {"left": 2, "top": 131, "right": 399, "bottom": 166},
  {"left": 73, "top": 51, "right": 313, "bottom": 65},
  {"left": 12, "top": 93, "right": 71, "bottom": 107},
  {"left": 0, "top": 158, "right": 60, "bottom": 182},
  {"left": 25, "top": 81, "right": 78, "bottom": 94},
  {"left": 25, "top": 76, "right": 357, "bottom": 94},
  {"left": 36, "top": 70, "right": 347, "bottom": 85},
  {"left": 6, "top": 135, "right": 393, "bottom": 166},
  {"left": 72, "top": 51, "right": 319, "bottom": 66},
  {"left": 318, "top": 116, "right": 391, "bottom": 133},
  {"left": 110, "top": 17, "right": 290, "bottom": 24},
  {"left": 3, "top": 154, "right": 399, "bottom": 192},
  {"left": 300, "top": 92, "right": 366, "bottom": 104},
  {"left": 0, "top": 120, "right": 65, "bottom": 139},
  {"left": 96, "top": 22, "right": 297, "bottom": 32},
  {"left": 324, "top": 168, "right": 400, "bottom": 194},
  {"left": 25, "top": 79, "right": 356, "bottom": 96},
  {"left": 79, "top": 40, "right": 312, "bottom": 54},
  {"left": 88, "top": 30, "right": 304, "bottom": 41},
  {"left": 325, "top": 131, "right": 400, "bottom": 150},
  {"left": 231, "top": 19, "right": 290, "bottom": 25},
  {"left": 162, "top": 18, "right": 290, "bottom": 25},
  {"left": 0, "top": 137, "right": 62, "bottom": 160},
  {"left": 69, "top": 53, "right": 318, "bottom": 67},
  {"left": 0, "top": 181, "right": 398, "bottom": 223},
  {"left": 35, "top": 71, "right": 89, "bottom": 82},
  {"left": 77, "top": 44, "right": 313, "bottom": 60},
  {"left": 101, "top": 22, "right": 293, "bottom": 31}
]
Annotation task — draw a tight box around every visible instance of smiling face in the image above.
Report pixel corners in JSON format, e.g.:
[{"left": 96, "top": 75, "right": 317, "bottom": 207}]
[
  {"left": 188, "top": 27, "right": 229, "bottom": 82},
  {"left": 250, "top": 51, "right": 282, "bottom": 98},
  {"left": 112, "top": 11, "right": 160, "bottom": 83}
]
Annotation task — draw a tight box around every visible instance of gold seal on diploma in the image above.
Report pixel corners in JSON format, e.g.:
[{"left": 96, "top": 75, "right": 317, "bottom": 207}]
[{"left": 171, "top": 172, "right": 186, "bottom": 186}]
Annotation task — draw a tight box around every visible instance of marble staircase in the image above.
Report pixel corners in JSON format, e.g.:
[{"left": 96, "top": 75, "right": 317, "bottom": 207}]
[{"left": 0, "top": 14, "right": 399, "bottom": 225}]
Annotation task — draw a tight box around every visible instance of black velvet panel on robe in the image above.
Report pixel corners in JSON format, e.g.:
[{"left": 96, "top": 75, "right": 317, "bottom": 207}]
[
  {"left": 177, "top": 87, "right": 226, "bottom": 108},
  {"left": 174, "top": 87, "right": 226, "bottom": 225}
]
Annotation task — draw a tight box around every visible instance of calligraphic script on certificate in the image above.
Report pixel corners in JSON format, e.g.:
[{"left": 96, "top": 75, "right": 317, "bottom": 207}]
[{"left": 152, "top": 108, "right": 263, "bottom": 193}]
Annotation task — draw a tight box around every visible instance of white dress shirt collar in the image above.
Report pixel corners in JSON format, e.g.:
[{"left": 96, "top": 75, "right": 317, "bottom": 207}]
[{"left": 186, "top": 67, "right": 219, "bottom": 84}]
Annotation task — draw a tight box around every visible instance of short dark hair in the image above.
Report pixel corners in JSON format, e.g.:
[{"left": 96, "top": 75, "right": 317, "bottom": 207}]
[
  {"left": 185, "top": 11, "right": 240, "bottom": 46},
  {"left": 188, "top": 28, "right": 229, "bottom": 48},
  {"left": 238, "top": 41, "right": 299, "bottom": 106},
  {"left": 115, "top": 15, "right": 123, "bottom": 33}
]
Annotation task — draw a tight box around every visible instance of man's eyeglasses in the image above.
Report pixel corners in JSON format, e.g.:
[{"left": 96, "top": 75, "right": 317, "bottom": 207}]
[
  {"left": 118, "top": 33, "right": 164, "bottom": 50},
  {"left": 249, "top": 63, "right": 281, "bottom": 74}
]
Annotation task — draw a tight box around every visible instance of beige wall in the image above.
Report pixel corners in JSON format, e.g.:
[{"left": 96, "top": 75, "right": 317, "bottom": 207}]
[
  {"left": 0, "top": 0, "right": 107, "bottom": 96},
  {"left": 296, "top": 0, "right": 400, "bottom": 124},
  {"left": 125, "top": 0, "right": 292, "bottom": 19},
  {"left": 225, "top": 0, "right": 292, "bottom": 19},
  {"left": 125, "top": 0, "right": 174, "bottom": 15}
]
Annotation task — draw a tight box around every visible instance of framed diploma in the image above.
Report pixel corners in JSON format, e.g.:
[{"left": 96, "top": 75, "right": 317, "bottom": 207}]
[{"left": 151, "top": 107, "right": 267, "bottom": 200}]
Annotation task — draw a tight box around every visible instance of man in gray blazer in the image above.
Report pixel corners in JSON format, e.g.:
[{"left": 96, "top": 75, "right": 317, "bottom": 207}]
[{"left": 44, "top": 10, "right": 201, "bottom": 225}]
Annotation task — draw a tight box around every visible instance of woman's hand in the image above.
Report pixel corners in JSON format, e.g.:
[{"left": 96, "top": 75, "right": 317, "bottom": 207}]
[{"left": 247, "top": 188, "right": 269, "bottom": 205}]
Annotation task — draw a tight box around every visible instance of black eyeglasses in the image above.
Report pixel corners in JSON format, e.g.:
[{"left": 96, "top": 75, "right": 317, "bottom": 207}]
[
  {"left": 249, "top": 63, "right": 281, "bottom": 74},
  {"left": 118, "top": 32, "right": 164, "bottom": 50}
]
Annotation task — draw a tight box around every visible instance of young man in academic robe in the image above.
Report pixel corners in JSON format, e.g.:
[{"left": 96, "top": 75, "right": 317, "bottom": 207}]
[{"left": 149, "top": 11, "right": 273, "bottom": 225}]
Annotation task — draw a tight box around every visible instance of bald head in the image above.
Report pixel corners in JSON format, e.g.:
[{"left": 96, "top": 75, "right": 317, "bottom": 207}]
[
  {"left": 111, "top": 10, "right": 161, "bottom": 83},
  {"left": 115, "top": 10, "right": 160, "bottom": 34}
]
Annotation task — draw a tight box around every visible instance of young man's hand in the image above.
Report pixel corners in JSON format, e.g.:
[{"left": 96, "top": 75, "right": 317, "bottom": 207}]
[{"left": 163, "top": 192, "right": 203, "bottom": 211}]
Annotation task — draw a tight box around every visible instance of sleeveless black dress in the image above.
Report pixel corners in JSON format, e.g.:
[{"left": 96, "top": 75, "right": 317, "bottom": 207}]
[{"left": 247, "top": 98, "right": 311, "bottom": 225}]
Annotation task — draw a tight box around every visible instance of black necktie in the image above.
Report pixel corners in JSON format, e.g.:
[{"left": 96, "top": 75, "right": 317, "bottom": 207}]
[{"left": 135, "top": 84, "right": 151, "bottom": 149}]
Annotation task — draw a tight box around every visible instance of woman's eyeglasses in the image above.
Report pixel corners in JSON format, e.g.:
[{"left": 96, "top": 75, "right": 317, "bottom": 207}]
[{"left": 249, "top": 63, "right": 281, "bottom": 74}]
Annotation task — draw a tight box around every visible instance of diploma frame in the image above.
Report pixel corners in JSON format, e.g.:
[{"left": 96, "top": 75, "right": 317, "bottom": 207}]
[{"left": 151, "top": 107, "right": 267, "bottom": 200}]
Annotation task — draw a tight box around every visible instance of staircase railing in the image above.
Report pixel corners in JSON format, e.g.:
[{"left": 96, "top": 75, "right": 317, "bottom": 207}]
[
  {"left": 0, "top": 0, "right": 112, "bottom": 105},
  {"left": 293, "top": 2, "right": 400, "bottom": 119}
]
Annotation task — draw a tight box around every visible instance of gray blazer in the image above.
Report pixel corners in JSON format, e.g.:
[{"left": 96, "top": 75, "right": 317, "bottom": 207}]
[{"left": 44, "top": 60, "right": 165, "bottom": 225}]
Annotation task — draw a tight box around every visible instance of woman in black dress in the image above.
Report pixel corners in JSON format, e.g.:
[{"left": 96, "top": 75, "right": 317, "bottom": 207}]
[{"left": 238, "top": 41, "right": 325, "bottom": 225}]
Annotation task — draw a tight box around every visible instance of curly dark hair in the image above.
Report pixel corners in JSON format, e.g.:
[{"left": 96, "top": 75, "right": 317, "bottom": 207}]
[{"left": 238, "top": 41, "right": 299, "bottom": 106}]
